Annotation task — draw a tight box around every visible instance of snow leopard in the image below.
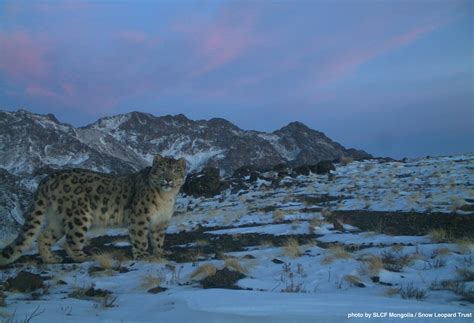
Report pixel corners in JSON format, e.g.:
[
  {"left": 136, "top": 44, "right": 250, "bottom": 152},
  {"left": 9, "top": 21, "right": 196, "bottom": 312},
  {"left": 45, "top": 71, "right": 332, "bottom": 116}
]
[{"left": 0, "top": 154, "right": 186, "bottom": 265}]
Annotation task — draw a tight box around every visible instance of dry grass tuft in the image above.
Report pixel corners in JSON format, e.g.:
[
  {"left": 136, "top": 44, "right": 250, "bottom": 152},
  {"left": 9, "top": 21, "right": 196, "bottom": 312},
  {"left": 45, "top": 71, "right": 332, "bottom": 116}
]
[
  {"left": 321, "top": 255, "right": 334, "bottom": 265},
  {"left": 434, "top": 247, "right": 452, "bottom": 257},
  {"left": 191, "top": 263, "right": 218, "bottom": 280},
  {"left": 259, "top": 239, "right": 275, "bottom": 248},
  {"left": 340, "top": 156, "right": 353, "bottom": 166},
  {"left": 384, "top": 287, "right": 400, "bottom": 297},
  {"left": 344, "top": 275, "right": 365, "bottom": 288},
  {"left": 195, "top": 239, "right": 210, "bottom": 247},
  {"left": 391, "top": 244, "right": 404, "bottom": 253},
  {"left": 309, "top": 216, "right": 325, "bottom": 234},
  {"left": 321, "top": 208, "right": 332, "bottom": 218},
  {"left": 93, "top": 251, "right": 115, "bottom": 270},
  {"left": 141, "top": 274, "right": 162, "bottom": 289},
  {"left": 224, "top": 258, "right": 248, "bottom": 274},
  {"left": 429, "top": 228, "right": 450, "bottom": 243},
  {"left": 273, "top": 210, "right": 286, "bottom": 222},
  {"left": 321, "top": 245, "right": 352, "bottom": 265},
  {"left": 283, "top": 239, "right": 302, "bottom": 258},
  {"left": 455, "top": 238, "right": 474, "bottom": 254},
  {"left": 364, "top": 254, "right": 384, "bottom": 276},
  {"left": 328, "top": 245, "right": 352, "bottom": 259}
]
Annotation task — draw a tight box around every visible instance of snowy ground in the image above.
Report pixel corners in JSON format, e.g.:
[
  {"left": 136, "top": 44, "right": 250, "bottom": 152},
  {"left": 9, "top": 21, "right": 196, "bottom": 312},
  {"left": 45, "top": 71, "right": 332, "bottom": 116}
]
[{"left": 1, "top": 154, "right": 473, "bottom": 322}]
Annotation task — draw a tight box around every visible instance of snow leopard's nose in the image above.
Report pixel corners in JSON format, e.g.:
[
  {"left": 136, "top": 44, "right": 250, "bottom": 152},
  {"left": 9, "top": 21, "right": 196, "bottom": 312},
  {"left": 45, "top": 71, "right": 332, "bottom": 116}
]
[{"left": 162, "top": 179, "right": 173, "bottom": 186}]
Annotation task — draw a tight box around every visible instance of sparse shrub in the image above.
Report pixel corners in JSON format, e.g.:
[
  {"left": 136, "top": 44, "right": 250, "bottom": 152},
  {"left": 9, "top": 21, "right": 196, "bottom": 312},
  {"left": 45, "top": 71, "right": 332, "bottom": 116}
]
[
  {"left": 283, "top": 239, "right": 302, "bottom": 258},
  {"left": 380, "top": 250, "right": 413, "bottom": 272},
  {"left": 399, "top": 283, "right": 427, "bottom": 300},
  {"left": 3, "top": 305, "right": 45, "bottom": 323},
  {"left": 427, "top": 258, "right": 447, "bottom": 269},
  {"left": 281, "top": 278, "right": 305, "bottom": 293},
  {"left": 431, "top": 280, "right": 474, "bottom": 303},
  {"left": 457, "top": 268, "right": 474, "bottom": 281},
  {"left": 191, "top": 263, "right": 218, "bottom": 280}
]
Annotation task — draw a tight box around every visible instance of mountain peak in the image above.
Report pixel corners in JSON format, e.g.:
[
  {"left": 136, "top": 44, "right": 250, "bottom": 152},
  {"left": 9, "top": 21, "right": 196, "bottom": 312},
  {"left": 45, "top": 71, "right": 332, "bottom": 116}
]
[{"left": 276, "top": 121, "right": 314, "bottom": 134}]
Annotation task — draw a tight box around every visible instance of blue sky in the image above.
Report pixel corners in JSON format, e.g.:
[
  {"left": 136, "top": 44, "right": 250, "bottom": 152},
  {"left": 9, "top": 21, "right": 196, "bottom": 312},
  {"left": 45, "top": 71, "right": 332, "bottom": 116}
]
[{"left": 0, "top": 0, "right": 472, "bottom": 158}]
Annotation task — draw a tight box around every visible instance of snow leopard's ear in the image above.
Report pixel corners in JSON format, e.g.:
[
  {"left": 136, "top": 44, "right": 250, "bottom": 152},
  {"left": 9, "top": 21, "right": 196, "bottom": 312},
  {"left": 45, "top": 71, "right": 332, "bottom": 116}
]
[
  {"left": 178, "top": 158, "right": 186, "bottom": 170},
  {"left": 152, "top": 154, "right": 163, "bottom": 167}
]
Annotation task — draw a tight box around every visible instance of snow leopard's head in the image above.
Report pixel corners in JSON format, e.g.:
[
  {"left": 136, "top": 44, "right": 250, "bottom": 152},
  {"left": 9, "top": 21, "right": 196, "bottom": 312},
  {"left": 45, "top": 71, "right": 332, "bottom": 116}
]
[{"left": 150, "top": 154, "right": 186, "bottom": 192}]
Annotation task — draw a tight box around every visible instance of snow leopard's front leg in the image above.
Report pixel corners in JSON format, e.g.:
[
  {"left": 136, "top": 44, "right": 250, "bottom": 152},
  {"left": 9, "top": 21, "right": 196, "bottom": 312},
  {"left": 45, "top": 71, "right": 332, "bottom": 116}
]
[
  {"left": 150, "top": 221, "right": 169, "bottom": 257},
  {"left": 129, "top": 207, "right": 151, "bottom": 259}
]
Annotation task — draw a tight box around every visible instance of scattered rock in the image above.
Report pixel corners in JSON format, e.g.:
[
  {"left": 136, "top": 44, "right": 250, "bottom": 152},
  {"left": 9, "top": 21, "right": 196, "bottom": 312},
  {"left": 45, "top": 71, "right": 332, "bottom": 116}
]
[
  {"left": 271, "top": 258, "right": 285, "bottom": 264},
  {"left": 5, "top": 271, "right": 44, "bottom": 292},
  {"left": 273, "top": 163, "right": 292, "bottom": 178},
  {"left": 200, "top": 268, "right": 245, "bottom": 289},
  {"left": 147, "top": 286, "right": 168, "bottom": 294},
  {"left": 84, "top": 287, "right": 111, "bottom": 298},
  {"left": 293, "top": 165, "right": 311, "bottom": 176},
  {"left": 370, "top": 276, "right": 380, "bottom": 283}
]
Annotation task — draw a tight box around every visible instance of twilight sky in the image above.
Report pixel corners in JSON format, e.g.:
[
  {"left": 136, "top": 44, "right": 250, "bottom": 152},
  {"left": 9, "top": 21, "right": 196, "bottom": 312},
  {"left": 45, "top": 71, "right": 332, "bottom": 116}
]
[{"left": 0, "top": 0, "right": 472, "bottom": 158}]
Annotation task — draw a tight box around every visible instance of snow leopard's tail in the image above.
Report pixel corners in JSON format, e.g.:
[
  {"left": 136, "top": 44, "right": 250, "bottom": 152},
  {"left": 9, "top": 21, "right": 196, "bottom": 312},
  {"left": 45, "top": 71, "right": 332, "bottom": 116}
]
[{"left": 0, "top": 186, "right": 49, "bottom": 266}]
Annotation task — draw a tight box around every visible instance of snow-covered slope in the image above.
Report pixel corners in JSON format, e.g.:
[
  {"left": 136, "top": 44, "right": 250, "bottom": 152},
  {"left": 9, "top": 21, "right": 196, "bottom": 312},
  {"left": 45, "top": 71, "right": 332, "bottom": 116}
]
[{"left": 1, "top": 154, "right": 473, "bottom": 322}]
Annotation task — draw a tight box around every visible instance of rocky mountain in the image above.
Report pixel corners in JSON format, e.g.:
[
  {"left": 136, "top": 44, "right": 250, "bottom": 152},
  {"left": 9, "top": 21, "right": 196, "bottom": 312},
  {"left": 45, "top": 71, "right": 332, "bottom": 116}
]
[
  {"left": 0, "top": 109, "right": 371, "bottom": 177},
  {"left": 85, "top": 111, "right": 371, "bottom": 173}
]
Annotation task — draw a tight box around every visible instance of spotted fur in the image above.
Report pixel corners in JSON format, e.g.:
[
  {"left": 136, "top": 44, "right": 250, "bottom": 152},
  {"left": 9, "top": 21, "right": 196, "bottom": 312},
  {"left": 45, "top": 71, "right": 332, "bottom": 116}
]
[{"left": 0, "top": 155, "right": 186, "bottom": 265}]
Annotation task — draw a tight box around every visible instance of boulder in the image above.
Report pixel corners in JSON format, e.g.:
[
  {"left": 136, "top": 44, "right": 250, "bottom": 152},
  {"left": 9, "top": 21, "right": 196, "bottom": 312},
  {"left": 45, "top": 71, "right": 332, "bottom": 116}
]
[
  {"left": 182, "top": 167, "right": 226, "bottom": 198},
  {"left": 313, "top": 160, "right": 335, "bottom": 174},
  {"left": 293, "top": 165, "right": 311, "bottom": 176}
]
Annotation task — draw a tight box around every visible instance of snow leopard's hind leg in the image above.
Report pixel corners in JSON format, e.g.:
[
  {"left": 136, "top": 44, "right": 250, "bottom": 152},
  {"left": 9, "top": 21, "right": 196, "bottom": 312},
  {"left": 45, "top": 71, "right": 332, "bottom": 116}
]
[{"left": 0, "top": 189, "right": 49, "bottom": 266}]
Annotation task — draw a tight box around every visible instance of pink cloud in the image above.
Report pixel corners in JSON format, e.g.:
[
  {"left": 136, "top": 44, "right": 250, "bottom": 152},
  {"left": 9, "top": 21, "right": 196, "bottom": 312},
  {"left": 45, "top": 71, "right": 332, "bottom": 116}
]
[
  {"left": 26, "top": 85, "right": 62, "bottom": 100},
  {"left": 177, "top": 6, "right": 263, "bottom": 77},
  {"left": 314, "top": 21, "right": 446, "bottom": 86},
  {"left": 0, "top": 30, "right": 49, "bottom": 82}
]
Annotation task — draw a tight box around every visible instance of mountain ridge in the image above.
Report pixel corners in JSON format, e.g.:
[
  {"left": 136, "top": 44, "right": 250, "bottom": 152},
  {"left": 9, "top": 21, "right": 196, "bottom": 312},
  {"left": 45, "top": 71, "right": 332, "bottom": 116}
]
[{"left": 0, "top": 109, "right": 371, "bottom": 176}]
